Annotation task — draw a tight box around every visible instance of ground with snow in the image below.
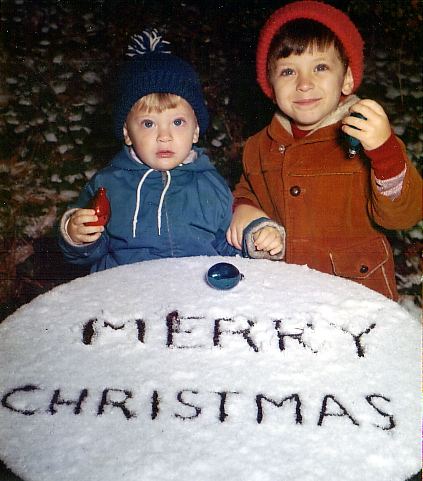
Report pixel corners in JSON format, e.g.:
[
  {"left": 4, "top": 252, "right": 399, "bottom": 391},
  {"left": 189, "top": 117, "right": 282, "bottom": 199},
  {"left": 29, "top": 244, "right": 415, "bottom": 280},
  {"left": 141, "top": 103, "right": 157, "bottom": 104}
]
[{"left": 0, "top": 256, "right": 420, "bottom": 481}]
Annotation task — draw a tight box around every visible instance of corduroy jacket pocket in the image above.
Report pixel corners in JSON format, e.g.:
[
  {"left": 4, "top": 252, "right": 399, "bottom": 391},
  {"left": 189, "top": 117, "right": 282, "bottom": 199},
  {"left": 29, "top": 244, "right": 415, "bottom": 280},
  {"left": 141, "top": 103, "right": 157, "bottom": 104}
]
[{"left": 329, "top": 237, "right": 390, "bottom": 279}]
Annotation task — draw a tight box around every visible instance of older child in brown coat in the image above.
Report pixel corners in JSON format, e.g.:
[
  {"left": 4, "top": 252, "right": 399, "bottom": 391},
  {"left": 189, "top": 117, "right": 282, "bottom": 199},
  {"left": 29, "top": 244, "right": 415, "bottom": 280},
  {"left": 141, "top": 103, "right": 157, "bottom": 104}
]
[{"left": 227, "top": 1, "right": 422, "bottom": 300}]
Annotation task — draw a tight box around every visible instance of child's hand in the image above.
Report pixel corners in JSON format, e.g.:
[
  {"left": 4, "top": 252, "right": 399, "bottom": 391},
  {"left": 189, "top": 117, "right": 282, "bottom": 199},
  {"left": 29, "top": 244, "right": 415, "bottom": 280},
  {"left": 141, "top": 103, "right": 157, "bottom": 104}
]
[
  {"left": 342, "top": 99, "right": 391, "bottom": 151},
  {"left": 67, "top": 208, "right": 104, "bottom": 244},
  {"left": 227, "top": 204, "right": 269, "bottom": 250},
  {"left": 253, "top": 226, "right": 284, "bottom": 256}
]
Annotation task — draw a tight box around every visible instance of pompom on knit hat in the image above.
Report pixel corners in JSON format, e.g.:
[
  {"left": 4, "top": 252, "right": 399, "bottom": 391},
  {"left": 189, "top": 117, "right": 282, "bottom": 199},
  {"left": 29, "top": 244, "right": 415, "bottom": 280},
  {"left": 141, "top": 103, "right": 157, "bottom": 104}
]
[
  {"left": 256, "top": 1, "right": 364, "bottom": 99},
  {"left": 113, "top": 28, "right": 209, "bottom": 140}
]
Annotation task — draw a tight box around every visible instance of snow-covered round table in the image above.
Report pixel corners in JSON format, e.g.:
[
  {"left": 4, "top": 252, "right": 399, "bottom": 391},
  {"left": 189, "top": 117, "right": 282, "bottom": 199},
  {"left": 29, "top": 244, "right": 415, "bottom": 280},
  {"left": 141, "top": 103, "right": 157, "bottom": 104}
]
[{"left": 0, "top": 256, "right": 420, "bottom": 481}]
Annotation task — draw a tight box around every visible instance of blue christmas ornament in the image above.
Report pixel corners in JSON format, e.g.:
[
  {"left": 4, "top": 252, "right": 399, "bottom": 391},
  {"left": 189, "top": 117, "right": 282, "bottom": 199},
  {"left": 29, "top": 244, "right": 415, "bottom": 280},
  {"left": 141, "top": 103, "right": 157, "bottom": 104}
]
[
  {"left": 346, "top": 112, "right": 367, "bottom": 157},
  {"left": 206, "top": 263, "right": 243, "bottom": 290}
]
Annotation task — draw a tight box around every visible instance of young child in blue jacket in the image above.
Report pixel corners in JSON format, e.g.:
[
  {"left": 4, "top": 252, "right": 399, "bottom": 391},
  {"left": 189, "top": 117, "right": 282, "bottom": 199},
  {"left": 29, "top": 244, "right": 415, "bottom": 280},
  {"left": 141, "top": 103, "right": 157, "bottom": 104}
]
[{"left": 59, "top": 29, "right": 284, "bottom": 272}]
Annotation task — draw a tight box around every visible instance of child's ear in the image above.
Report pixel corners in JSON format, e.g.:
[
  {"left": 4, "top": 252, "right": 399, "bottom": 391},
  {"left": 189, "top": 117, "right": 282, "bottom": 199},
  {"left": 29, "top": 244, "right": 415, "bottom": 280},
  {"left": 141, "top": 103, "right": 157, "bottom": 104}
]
[
  {"left": 192, "top": 124, "right": 200, "bottom": 144},
  {"left": 341, "top": 66, "right": 354, "bottom": 96},
  {"left": 123, "top": 123, "right": 132, "bottom": 146}
]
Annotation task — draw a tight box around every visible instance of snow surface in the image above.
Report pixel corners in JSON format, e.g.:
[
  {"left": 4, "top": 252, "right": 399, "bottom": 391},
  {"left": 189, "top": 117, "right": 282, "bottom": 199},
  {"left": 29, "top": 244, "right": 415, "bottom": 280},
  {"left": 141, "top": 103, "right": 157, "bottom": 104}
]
[{"left": 0, "top": 256, "right": 420, "bottom": 481}]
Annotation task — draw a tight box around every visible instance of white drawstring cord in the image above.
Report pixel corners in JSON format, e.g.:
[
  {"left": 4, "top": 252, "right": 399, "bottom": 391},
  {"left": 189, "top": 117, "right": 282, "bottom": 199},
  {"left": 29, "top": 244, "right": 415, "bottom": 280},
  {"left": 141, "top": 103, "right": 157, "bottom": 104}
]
[
  {"left": 132, "top": 169, "right": 171, "bottom": 237},
  {"left": 132, "top": 168, "right": 154, "bottom": 237},
  {"left": 157, "top": 171, "right": 171, "bottom": 236}
]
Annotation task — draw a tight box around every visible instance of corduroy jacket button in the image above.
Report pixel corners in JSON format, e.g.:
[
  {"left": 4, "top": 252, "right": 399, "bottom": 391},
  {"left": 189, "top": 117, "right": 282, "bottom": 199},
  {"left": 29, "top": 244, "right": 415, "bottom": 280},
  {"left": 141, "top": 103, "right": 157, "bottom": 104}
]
[
  {"left": 360, "top": 265, "right": 369, "bottom": 274},
  {"left": 289, "top": 186, "right": 301, "bottom": 196},
  {"left": 278, "top": 145, "right": 286, "bottom": 153}
]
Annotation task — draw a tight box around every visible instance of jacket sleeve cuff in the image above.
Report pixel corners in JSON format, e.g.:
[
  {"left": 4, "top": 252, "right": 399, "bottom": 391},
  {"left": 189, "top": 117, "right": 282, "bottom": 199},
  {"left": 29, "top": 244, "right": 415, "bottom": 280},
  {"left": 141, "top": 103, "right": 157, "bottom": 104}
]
[
  {"left": 366, "top": 130, "right": 406, "bottom": 180},
  {"left": 243, "top": 217, "right": 286, "bottom": 261},
  {"left": 60, "top": 207, "right": 96, "bottom": 247},
  {"left": 233, "top": 197, "right": 259, "bottom": 210}
]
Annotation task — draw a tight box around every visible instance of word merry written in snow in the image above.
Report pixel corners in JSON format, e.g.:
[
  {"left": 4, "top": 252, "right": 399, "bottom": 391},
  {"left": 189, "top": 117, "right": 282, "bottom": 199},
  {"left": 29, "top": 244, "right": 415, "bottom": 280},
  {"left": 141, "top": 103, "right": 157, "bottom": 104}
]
[
  {"left": 81, "top": 310, "right": 376, "bottom": 358},
  {"left": 1, "top": 385, "right": 395, "bottom": 430}
]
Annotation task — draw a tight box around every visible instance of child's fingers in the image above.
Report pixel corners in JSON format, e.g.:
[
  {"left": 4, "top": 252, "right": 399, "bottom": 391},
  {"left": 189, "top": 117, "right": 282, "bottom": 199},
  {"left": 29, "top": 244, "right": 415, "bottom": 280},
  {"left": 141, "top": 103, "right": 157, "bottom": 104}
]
[
  {"left": 264, "top": 236, "right": 283, "bottom": 255},
  {"left": 347, "top": 100, "right": 389, "bottom": 128},
  {"left": 342, "top": 100, "right": 391, "bottom": 151},
  {"left": 68, "top": 216, "right": 104, "bottom": 244},
  {"left": 81, "top": 225, "right": 104, "bottom": 235},
  {"left": 341, "top": 122, "right": 366, "bottom": 141},
  {"left": 343, "top": 101, "right": 382, "bottom": 130},
  {"left": 269, "top": 243, "right": 283, "bottom": 256},
  {"left": 353, "top": 99, "right": 386, "bottom": 117},
  {"left": 252, "top": 227, "right": 270, "bottom": 248},
  {"left": 226, "top": 225, "right": 243, "bottom": 250},
  {"left": 71, "top": 209, "right": 97, "bottom": 226},
  {"left": 253, "top": 227, "right": 282, "bottom": 252},
  {"left": 77, "top": 231, "right": 102, "bottom": 243},
  {"left": 256, "top": 237, "right": 283, "bottom": 255}
]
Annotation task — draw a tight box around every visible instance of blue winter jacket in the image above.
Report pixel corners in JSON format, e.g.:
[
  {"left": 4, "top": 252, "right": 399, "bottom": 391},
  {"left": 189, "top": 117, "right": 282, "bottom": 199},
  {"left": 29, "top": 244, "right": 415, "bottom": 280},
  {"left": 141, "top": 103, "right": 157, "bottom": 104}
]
[{"left": 59, "top": 146, "right": 241, "bottom": 272}]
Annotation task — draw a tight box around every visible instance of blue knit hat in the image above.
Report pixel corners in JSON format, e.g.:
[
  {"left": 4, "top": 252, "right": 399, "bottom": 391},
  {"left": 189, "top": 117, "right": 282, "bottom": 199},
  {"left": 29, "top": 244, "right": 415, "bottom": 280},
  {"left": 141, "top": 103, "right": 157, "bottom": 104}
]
[{"left": 113, "top": 28, "right": 209, "bottom": 140}]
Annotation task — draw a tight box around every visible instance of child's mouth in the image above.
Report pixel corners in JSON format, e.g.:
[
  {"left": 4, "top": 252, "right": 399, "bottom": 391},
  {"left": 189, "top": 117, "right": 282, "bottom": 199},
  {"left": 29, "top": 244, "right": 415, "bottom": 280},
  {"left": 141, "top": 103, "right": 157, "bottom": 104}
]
[
  {"left": 295, "top": 98, "right": 320, "bottom": 107},
  {"left": 156, "top": 150, "right": 174, "bottom": 158}
]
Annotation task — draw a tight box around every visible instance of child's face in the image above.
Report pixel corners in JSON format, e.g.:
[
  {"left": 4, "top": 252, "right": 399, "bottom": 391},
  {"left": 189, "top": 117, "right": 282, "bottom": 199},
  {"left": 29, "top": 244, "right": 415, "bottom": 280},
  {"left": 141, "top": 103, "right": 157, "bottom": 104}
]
[
  {"left": 123, "top": 98, "right": 200, "bottom": 171},
  {"left": 269, "top": 44, "right": 354, "bottom": 130}
]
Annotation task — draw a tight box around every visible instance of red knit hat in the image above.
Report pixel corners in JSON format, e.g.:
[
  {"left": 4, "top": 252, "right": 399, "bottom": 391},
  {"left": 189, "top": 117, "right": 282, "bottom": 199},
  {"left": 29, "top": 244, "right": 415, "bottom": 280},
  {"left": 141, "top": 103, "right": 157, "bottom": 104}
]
[{"left": 256, "top": 1, "right": 364, "bottom": 98}]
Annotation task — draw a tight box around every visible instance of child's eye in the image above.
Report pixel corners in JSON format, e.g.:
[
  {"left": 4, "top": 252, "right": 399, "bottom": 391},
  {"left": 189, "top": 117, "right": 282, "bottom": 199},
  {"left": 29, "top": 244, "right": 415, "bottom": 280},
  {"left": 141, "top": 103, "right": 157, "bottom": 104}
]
[
  {"left": 315, "top": 64, "right": 328, "bottom": 72},
  {"left": 142, "top": 120, "right": 154, "bottom": 128},
  {"left": 173, "top": 118, "right": 185, "bottom": 126},
  {"left": 280, "top": 68, "right": 294, "bottom": 76}
]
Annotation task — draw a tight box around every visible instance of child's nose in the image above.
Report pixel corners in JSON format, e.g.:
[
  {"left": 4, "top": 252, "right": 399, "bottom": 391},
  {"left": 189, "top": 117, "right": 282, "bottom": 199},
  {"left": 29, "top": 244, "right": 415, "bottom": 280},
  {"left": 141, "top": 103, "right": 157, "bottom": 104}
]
[
  {"left": 297, "top": 73, "right": 314, "bottom": 91},
  {"left": 157, "top": 127, "right": 172, "bottom": 142}
]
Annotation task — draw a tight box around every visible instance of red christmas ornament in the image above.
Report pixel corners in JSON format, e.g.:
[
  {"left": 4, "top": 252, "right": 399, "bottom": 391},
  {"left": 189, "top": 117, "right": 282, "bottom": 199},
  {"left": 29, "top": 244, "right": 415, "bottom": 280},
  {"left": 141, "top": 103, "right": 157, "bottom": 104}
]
[{"left": 84, "top": 188, "right": 111, "bottom": 226}]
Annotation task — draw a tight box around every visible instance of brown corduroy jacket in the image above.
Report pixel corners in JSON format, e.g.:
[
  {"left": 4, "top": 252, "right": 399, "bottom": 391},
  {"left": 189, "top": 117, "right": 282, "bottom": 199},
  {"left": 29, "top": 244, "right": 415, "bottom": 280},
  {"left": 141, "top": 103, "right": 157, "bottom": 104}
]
[{"left": 233, "top": 96, "right": 422, "bottom": 300}]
